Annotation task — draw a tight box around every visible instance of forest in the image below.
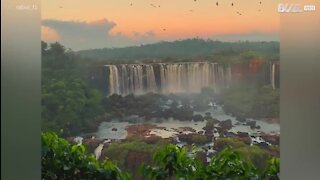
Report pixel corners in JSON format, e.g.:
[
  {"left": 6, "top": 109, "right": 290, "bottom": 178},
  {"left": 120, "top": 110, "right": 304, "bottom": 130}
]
[
  {"left": 42, "top": 40, "right": 280, "bottom": 179},
  {"left": 42, "top": 41, "right": 279, "bottom": 135},
  {"left": 78, "top": 39, "right": 279, "bottom": 63}
]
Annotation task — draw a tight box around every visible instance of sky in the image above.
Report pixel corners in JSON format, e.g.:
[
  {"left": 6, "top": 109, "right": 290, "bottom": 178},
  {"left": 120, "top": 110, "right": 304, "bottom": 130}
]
[{"left": 41, "top": 0, "right": 280, "bottom": 50}]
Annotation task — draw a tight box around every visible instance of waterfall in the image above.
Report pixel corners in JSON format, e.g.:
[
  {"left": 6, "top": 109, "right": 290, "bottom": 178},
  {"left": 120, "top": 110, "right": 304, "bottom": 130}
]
[
  {"left": 132, "top": 65, "right": 144, "bottom": 94},
  {"left": 120, "top": 64, "right": 129, "bottom": 95},
  {"left": 106, "top": 62, "right": 233, "bottom": 95},
  {"left": 108, "top": 65, "right": 120, "bottom": 95},
  {"left": 271, "top": 63, "right": 276, "bottom": 89},
  {"left": 145, "top": 65, "right": 157, "bottom": 92},
  {"left": 94, "top": 144, "right": 104, "bottom": 160}
]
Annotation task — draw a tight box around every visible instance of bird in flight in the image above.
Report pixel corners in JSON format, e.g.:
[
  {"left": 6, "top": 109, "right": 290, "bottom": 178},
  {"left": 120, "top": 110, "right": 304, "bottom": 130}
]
[
  {"left": 216, "top": 2, "right": 219, "bottom": 6},
  {"left": 231, "top": 2, "right": 234, "bottom": 6},
  {"left": 236, "top": 11, "right": 242, "bottom": 15},
  {"left": 150, "top": 4, "right": 157, "bottom": 8}
]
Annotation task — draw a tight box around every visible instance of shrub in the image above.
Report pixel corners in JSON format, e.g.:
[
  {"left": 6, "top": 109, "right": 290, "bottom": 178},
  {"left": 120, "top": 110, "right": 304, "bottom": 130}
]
[
  {"left": 192, "top": 135, "right": 208, "bottom": 145},
  {"left": 41, "top": 131, "right": 130, "bottom": 180}
]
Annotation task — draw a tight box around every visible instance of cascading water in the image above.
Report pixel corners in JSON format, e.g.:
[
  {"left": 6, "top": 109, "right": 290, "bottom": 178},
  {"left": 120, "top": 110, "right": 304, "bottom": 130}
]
[
  {"left": 146, "top": 65, "right": 157, "bottom": 92},
  {"left": 106, "top": 62, "right": 233, "bottom": 95},
  {"left": 108, "top": 65, "right": 120, "bottom": 95},
  {"left": 271, "top": 63, "right": 276, "bottom": 89}
]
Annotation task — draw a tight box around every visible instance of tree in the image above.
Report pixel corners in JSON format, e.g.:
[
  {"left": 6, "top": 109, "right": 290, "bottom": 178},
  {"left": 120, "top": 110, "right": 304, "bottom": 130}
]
[
  {"left": 140, "top": 144, "right": 203, "bottom": 179},
  {"left": 141, "top": 145, "right": 263, "bottom": 180},
  {"left": 42, "top": 133, "right": 279, "bottom": 180},
  {"left": 206, "top": 147, "right": 259, "bottom": 179},
  {"left": 41, "top": 131, "right": 130, "bottom": 180},
  {"left": 42, "top": 42, "right": 103, "bottom": 136}
]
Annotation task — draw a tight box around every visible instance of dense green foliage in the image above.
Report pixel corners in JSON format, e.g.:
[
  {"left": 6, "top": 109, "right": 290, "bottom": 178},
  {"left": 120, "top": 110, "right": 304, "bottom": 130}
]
[
  {"left": 41, "top": 131, "right": 130, "bottom": 180},
  {"left": 262, "top": 157, "right": 280, "bottom": 180},
  {"left": 206, "top": 147, "right": 259, "bottom": 179},
  {"left": 78, "top": 39, "right": 279, "bottom": 63},
  {"left": 223, "top": 84, "right": 280, "bottom": 119},
  {"left": 215, "top": 137, "right": 248, "bottom": 150},
  {"left": 214, "top": 137, "right": 279, "bottom": 172},
  {"left": 42, "top": 42, "right": 104, "bottom": 135},
  {"left": 103, "top": 136, "right": 169, "bottom": 169},
  {"left": 42, "top": 132, "right": 279, "bottom": 180},
  {"left": 141, "top": 145, "right": 279, "bottom": 180},
  {"left": 141, "top": 144, "right": 204, "bottom": 179},
  {"left": 191, "top": 135, "right": 208, "bottom": 145},
  {"left": 102, "top": 93, "right": 195, "bottom": 121},
  {"left": 101, "top": 84, "right": 279, "bottom": 123}
]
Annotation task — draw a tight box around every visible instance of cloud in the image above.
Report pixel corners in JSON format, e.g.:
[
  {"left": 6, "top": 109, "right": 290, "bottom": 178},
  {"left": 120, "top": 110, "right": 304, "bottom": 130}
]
[
  {"left": 42, "top": 19, "right": 278, "bottom": 50},
  {"left": 42, "top": 19, "right": 157, "bottom": 50},
  {"left": 132, "top": 31, "right": 156, "bottom": 44},
  {"left": 41, "top": 26, "right": 60, "bottom": 42},
  {"left": 210, "top": 32, "right": 279, "bottom": 42}
]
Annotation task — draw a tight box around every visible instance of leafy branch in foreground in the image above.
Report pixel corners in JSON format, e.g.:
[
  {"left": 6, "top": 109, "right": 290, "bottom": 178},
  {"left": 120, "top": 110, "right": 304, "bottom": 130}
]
[
  {"left": 206, "top": 147, "right": 259, "bottom": 180},
  {"left": 141, "top": 145, "right": 279, "bottom": 180},
  {"left": 262, "top": 157, "right": 280, "bottom": 180},
  {"left": 42, "top": 132, "right": 279, "bottom": 180},
  {"left": 41, "top": 131, "right": 130, "bottom": 180},
  {"left": 140, "top": 144, "right": 203, "bottom": 179}
]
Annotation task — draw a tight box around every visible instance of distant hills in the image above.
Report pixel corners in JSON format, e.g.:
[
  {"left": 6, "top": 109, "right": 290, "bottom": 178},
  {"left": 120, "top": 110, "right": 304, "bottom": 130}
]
[{"left": 77, "top": 39, "right": 279, "bottom": 62}]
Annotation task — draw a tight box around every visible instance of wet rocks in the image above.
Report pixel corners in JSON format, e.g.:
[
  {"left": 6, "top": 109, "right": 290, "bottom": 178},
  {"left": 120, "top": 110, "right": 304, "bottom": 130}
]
[
  {"left": 256, "top": 142, "right": 269, "bottom": 148},
  {"left": 224, "top": 131, "right": 237, "bottom": 138},
  {"left": 218, "top": 119, "right": 233, "bottom": 130},
  {"left": 177, "top": 134, "right": 193, "bottom": 144},
  {"left": 236, "top": 115, "right": 247, "bottom": 122},
  {"left": 125, "top": 124, "right": 159, "bottom": 138},
  {"left": 245, "top": 120, "right": 260, "bottom": 129},
  {"left": 237, "top": 132, "right": 249, "bottom": 138},
  {"left": 261, "top": 134, "right": 280, "bottom": 145},
  {"left": 143, "top": 135, "right": 162, "bottom": 144},
  {"left": 193, "top": 114, "right": 204, "bottom": 122},
  {"left": 177, "top": 133, "right": 209, "bottom": 145},
  {"left": 180, "top": 127, "right": 197, "bottom": 133},
  {"left": 82, "top": 138, "right": 102, "bottom": 147}
]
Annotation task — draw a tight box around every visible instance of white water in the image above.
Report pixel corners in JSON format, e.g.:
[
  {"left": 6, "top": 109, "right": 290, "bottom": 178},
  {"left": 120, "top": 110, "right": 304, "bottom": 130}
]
[
  {"left": 194, "top": 106, "right": 280, "bottom": 135},
  {"left": 95, "top": 106, "right": 279, "bottom": 140},
  {"left": 95, "top": 122, "right": 129, "bottom": 140},
  {"left": 106, "top": 63, "right": 232, "bottom": 95},
  {"left": 73, "top": 137, "right": 83, "bottom": 145},
  {"left": 94, "top": 144, "right": 104, "bottom": 160},
  {"left": 149, "top": 118, "right": 206, "bottom": 138},
  {"left": 271, "top": 63, "right": 276, "bottom": 89}
]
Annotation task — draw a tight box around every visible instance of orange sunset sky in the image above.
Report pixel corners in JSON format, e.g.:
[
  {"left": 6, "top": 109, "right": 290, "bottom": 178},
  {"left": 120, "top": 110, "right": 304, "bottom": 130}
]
[{"left": 42, "top": 0, "right": 279, "bottom": 50}]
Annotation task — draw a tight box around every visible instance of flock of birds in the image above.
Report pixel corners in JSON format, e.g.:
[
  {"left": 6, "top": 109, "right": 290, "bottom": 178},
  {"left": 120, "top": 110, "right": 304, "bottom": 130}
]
[
  {"left": 59, "top": 1, "right": 264, "bottom": 16},
  {"left": 126, "top": 1, "right": 264, "bottom": 16},
  {"left": 59, "top": 1, "right": 264, "bottom": 32}
]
